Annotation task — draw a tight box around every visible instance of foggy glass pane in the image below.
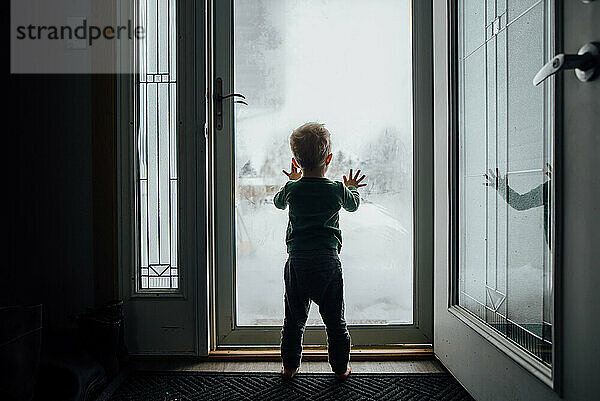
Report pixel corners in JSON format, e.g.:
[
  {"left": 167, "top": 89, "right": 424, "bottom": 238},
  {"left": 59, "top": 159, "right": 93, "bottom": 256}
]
[
  {"left": 463, "top": 0, "right": 486, "bottom": 56},
  {"left": 147, "top": 83, "right": 159, "bottom": 265},
  {"left": 169, "top": 83, "right": 177, "bottom": 179},
  {"left": 506, "top": 172, "right": 545, "bottom": 329},
  {"left": 170, "top": 181, "right": 178, "bottom": 268},
  {"left": 463, "top": 47, "right": 487, "bottom": 175},
  {"left": 233, "top": 0, "right": 413, "bottom": 326},
  {"left": 486, "top": 37, "right": 498, "bottom": 292},
  {"left": 497, "top": 29, "right": 507, "bottom": 169},
  {"left": 496, "top": 172, "right": 508, "bottom": 308},
  {"left": 458, "top": 0, "right": 552, "bottom": 365},
  {"left": 507, "top": 0, "right": 539, "bottom": 23},
  {"left": 486, "top": 0, "right": 495, "bottom": 26},
  {"left": 139, "top": 0, "right": 147, "bottom": 82},
  {"left": 147, "top": 0, "right": 157, "bottom": 73},
  {"left": 507, "top": 3, "right": 545, "bottom": 172},
  {"left": 140, "top": 181, "right": 149, "bottom": 268},
  {"left": 158, "top": 84, "right": 171, "bottom": 265},
  {"left": 139, "top": 84, "right": 148, "bottom": 180},
  {"left": 461, "top": 176, "right": 487, "bottom": 307},
  {"left": 169, "top": 0, "right": 176, "bottom": 82},
  {"left": 498, "top": 0, "right": 506, "bottom": 15},
  {"left": 158, "top": 0, "right": 169, "bottom": 73},
  {"left": 486, "top": 38, "right": 497, "bottom": 164}
]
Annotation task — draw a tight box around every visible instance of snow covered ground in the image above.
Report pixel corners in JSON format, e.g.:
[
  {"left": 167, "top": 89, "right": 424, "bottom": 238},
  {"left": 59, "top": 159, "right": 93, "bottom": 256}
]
[{"left": 235, "top": 190, "right": 413, "bottom": 326}]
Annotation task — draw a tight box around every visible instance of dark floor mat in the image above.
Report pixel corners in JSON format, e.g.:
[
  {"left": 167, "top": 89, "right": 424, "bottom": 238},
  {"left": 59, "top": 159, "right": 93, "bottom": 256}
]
[{"left": 108, "top": 371, "right": 474, "bottom": 401}]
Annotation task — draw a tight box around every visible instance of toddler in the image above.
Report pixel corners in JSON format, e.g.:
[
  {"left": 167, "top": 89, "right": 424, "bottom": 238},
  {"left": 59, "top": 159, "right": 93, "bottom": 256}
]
[{"left": 274, "top": 122, "right": 366, "bottom": 381}]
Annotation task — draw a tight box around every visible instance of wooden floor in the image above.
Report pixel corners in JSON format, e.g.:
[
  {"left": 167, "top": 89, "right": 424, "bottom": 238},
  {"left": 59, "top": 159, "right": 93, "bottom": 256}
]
[{"left": 133, "top": 359, "right": 445, "bottom": 374}]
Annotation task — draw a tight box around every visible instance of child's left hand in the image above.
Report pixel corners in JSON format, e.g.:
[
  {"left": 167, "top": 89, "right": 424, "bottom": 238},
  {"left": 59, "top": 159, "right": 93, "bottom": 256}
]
[
  {"left": 282, "top": 160, "right": 302, "bottom": 180},
  {"left": 343, "top": 169, "right": 367, "bottom": 188}
]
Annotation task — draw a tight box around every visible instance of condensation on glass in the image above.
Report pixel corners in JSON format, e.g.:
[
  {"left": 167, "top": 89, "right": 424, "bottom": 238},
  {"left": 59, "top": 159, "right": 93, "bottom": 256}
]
[
  {"left": 233, "top": 0, "right": 413, "bottom": 326},
  {"left": 136, "top": 0, "right": 178, "bottom": 290},
  {"left": 458, "top": 0, "right": 553, "bottom": 366}
]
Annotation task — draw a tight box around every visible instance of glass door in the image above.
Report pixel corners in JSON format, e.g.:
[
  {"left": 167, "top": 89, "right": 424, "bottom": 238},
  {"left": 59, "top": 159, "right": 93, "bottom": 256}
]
[
  {"left": 209, "top": 0, "right": 432, "bottom": 348},
  {"left": 450, "top": 0, "right": 555, "bottom": 382}
]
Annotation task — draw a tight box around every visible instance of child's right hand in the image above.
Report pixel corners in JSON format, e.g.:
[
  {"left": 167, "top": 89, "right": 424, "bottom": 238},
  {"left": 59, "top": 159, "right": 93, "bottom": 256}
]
[
  {"left": 282, "top": 160, "right": 302, "bottom": 181},
  {"left": 343, "top": 169, "right": 366, "bottom": 188}
]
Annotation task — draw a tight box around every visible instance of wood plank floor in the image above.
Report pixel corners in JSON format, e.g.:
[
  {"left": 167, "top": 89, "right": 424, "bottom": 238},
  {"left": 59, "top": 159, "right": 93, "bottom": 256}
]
[{"left": 133, "top": 359, "right": 445, "bottom": 373}]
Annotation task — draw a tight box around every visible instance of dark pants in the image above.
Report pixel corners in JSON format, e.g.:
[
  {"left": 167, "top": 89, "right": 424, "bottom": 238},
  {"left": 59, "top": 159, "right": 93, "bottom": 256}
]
[{"left": 280, "top": 249, "right": 351, "bottom": 374}]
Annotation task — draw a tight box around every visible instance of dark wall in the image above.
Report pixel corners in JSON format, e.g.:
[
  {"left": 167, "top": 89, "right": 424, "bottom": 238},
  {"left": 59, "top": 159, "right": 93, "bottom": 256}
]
[{"left": 7, "top": 75, "right": 96, "bottom": 331}]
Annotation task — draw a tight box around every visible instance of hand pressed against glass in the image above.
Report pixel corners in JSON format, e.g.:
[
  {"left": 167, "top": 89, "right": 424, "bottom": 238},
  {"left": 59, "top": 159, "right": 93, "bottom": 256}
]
[
  {"left": 484, "top": 167, "right": 507, "bottom": 189},
  {"left": 282, "top": 158, "right": 302, "bottom": 181},
  {"left": 343, "top": 169, "right": 367, "bottom": 188}
]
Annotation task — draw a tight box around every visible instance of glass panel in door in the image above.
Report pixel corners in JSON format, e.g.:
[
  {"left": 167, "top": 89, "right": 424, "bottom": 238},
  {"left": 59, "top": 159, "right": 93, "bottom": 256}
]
[
  {"left": 232, "top": 0, "right": 413, "bottom": 327},
  {"left": 457, "top": 0, "right": 553, "bottom": 366}
]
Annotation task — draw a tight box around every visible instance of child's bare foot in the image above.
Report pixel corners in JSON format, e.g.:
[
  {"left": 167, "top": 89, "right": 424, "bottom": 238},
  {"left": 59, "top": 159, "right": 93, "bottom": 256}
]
[
  {"left": 334, "top": 366, "right": 351, "bottom": 381},
  {"left": 281, "top": 366, "right": 299, "bottom": 379}
]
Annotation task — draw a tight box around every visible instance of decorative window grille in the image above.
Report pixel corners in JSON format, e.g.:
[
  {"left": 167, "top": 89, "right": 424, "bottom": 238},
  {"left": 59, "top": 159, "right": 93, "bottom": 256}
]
[
  {"left": 136, "top": 0, "right": 178, "bottom": 289},
  {"left": 456, "top": 0, "right": 553, "bottom": 365}
]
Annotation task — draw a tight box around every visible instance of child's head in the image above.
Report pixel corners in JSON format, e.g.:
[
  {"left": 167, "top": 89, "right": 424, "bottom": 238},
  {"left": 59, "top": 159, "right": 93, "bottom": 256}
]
[{"left": 289, "top": 122, "right": 333, "bottom": 175}]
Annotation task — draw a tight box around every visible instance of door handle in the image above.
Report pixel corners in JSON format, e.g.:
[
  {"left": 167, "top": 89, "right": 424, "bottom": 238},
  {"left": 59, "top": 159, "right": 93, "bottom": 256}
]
[
  {"left": 214, "top": 77, "right": 248, "bottom": 131},
  {"left": 533, "top": 42, "right": 600, "bottom": 86}
]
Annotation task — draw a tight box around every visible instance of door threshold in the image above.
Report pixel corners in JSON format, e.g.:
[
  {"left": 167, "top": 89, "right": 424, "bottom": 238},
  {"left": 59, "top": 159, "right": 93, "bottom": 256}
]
[{"left": 209, "top": 345, "right": 433, "bottom": 360}]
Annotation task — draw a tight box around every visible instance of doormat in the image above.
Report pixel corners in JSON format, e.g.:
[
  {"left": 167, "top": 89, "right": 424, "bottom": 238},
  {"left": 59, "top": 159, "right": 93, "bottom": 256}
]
[{"left": 108, "top": 371, "right": 474, "bottom": 400}]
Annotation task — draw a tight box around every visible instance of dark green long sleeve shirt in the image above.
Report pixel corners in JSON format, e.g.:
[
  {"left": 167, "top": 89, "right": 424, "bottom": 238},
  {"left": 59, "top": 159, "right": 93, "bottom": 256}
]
[{"left": 273, "top": 176, "right": 360, "bottom": 253}]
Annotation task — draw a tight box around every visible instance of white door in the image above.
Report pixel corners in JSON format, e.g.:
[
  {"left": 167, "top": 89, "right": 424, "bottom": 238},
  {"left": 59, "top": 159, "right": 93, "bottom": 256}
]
[{"left": 434, "top": 0, "right": 600, "bottom": 399}]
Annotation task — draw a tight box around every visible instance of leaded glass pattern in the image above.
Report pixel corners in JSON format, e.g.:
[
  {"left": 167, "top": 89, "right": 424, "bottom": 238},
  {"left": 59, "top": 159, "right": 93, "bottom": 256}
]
[
  {"left": 137, "top": 0, "right": 178, "bottom": 290},
  {"left": 457, "top": 0, "right": 553, "bottom": 366}
]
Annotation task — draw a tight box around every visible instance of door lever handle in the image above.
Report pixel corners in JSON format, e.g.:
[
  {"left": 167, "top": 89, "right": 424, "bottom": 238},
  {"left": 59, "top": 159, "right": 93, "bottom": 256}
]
[
  {"left": 533, "top": 42, "right": 600, "bottom": 86},
  {"left": 214, "top": 77, "right": 248, "bottom": 131},
  {"left": 216, "top": 93, "right": 246, "bottom": 101}
]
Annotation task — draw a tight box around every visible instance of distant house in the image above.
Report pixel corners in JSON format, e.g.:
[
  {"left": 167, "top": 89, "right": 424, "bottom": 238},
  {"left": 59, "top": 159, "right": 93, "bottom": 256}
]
[{"left": 236, "top": 176, "right": 281, "bottom": 204}]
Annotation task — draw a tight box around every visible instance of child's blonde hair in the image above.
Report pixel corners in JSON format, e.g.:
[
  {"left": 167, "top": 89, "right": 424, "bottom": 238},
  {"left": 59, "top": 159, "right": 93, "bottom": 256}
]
[{"left": 289, "top": 122, "right": 331, "bottom": 171}]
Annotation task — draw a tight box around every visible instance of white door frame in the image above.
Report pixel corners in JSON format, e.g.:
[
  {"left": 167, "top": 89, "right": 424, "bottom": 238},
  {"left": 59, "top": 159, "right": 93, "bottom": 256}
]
[{"left": 207, "top": 0, "right": 434, "bottom": 350}]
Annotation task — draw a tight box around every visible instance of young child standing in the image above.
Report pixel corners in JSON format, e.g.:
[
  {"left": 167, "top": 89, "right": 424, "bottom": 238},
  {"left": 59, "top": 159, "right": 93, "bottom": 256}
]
[{"left": 274, "top": 122, "right": 366, "bottom": 381}]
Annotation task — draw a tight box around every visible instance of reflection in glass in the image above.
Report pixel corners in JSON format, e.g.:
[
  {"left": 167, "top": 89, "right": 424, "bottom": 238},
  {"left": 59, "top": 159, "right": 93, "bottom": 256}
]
[
  {"left": 233, "top": 0, "right": 413, "bottom": 326},
  {"left": 458, "top": 0, "right": 553, "bottom": 365}
]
